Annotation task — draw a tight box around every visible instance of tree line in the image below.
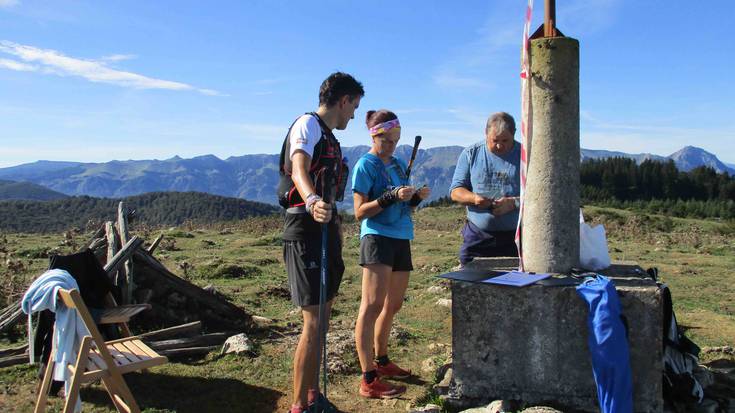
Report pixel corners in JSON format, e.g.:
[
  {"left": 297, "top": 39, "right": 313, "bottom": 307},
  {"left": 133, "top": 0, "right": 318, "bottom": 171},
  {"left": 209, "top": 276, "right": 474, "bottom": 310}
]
[
  {"left": 0, "top": 191, "right": 279, "bottom": 233},
  {"left": 426, "top": 158, "right": 735, "bottom": 219},
  {"left": 581, "top": 158, "right": 734, "bottom": 219}
]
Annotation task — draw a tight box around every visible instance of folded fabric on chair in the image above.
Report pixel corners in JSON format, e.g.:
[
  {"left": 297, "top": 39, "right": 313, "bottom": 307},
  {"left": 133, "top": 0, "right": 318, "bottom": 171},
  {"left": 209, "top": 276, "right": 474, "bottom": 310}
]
[{"left": 22, "top": 269, "right": 91, "bottom": 412}]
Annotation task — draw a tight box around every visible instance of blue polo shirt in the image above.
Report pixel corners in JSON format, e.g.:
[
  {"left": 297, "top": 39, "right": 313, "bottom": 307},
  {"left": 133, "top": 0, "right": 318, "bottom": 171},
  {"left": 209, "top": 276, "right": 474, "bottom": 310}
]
[
  {"left": 449, "top": 140, "right": 521, "bottom": 231},
  {"left": 352, "top": 153, "right": 414, "bottom": 240}
]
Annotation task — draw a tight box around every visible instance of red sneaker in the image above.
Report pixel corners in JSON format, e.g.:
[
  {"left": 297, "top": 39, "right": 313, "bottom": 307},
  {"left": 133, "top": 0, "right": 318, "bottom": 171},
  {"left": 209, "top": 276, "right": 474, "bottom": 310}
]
[
  {"left": 376, "top": 361, "right": 412, "bottom": 379},
  {"left": 288, "top": 404, "right": 305, "bottom": 413},
  {"left": 359, "top": 377, "right": 406, "bottom": 399}
]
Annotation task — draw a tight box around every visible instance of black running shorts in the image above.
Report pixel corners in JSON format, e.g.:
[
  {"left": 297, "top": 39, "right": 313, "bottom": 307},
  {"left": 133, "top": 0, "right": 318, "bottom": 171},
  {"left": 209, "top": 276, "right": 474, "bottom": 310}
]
[
  {"left": 359, "top": 234, "right": 413, "bottom": 271},
  {"left": 283, "top": 233, "right": 344, "bottom": 307}
]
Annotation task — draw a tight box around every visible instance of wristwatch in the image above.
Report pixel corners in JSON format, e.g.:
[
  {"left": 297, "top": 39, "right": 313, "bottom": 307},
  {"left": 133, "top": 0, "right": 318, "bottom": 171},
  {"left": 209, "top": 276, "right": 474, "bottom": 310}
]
[{"left": 513, "top": 197, "right": 521, "bottom": 209}]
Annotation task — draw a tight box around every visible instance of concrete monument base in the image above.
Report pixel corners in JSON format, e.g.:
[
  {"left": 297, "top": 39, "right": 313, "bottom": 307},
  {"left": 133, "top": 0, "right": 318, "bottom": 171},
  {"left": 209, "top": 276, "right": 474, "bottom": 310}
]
[{"left": 448, "top": 257, "right": 663, "bottom": 412}]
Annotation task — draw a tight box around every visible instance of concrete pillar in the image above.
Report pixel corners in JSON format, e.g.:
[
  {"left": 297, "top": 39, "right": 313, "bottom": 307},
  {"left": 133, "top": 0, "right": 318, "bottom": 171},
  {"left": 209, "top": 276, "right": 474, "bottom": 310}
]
[{"left": 522, "top": 37, "right": 580, "bottom": 273}]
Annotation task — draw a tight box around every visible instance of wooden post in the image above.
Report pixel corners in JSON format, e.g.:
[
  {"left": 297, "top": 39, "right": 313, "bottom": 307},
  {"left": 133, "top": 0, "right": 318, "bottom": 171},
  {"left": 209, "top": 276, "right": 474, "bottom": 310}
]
[
  {"left": 117, "top": 202, "right": 133, "bottom": 304},
  {"left": 105, "top": 221, "right": 119, "bottom": 283},
  {"left": 147, "top": 233, "right": 164, "bottom": 254},
  {"left": 544, "top": 0, "right": 557, "bottom": 37}
]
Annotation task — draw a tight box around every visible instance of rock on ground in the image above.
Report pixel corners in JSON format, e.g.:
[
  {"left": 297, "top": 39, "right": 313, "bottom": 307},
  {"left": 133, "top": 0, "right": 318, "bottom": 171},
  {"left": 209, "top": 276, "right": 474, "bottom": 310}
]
[
  {"left": 409, "top": 404, "right": 441, "bottom": 413},
  {"left": 436, "top": 298, "right": 452, "bottom": 308},
  {"left": 221, "top": 333, "right": 254, "bottom": 356}
]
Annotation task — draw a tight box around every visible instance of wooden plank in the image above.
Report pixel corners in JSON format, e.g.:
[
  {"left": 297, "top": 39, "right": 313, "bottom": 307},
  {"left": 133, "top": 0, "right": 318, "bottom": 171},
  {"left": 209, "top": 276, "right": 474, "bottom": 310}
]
[
  {"left": 157, "top": 346, "right": 218, "bottom": 358},
  {"left": 77, "top": 224, "right": 106, "bottom": 253},
  {"left": 87, "top": 352, "right": 107, "bottom": 371},
  {"left": 112, "top": 342, "right": 141, "bottom": 364},
  {"left": 0, "top": 301, "right": 20, "bottom": 319},
  {"left": 98, "top": 304, "right": 150, "bottom": 324},
  {"left": 118, "top": 356, "right": 167, "bottom": 374},
  {"left": 120, "top": 340, "right": 149, "bottom": 359},
  {"left": 0, "top": 344, "right": 27, "bottom": 358},
  {"left": 147, "top": 233, "right": 164, "bottom": 254},
  {"left": 0, "top": 353, "right": 27, "bottom": 368},
  {"left": 0, "top": 305, "right": 23, "bottom": 335},
  {"left": 87, "top": 237, "right": 107, "bottom": 253},
  {"left": 82, "top": 367, "right": 108, "bottom": 382},
  {"left": 122, "top": 340, "right": 154, "bottom": 360},
  {"left": 106, "top": 345, "right": 128, "bottom": 367},
  {"left": 138, "top": 321, "right": 202, "bottom": 341},
  {"left": 103, "top": 236, "right": 143, "bottom": 277},
  {"left": 147, "top": 332, "right": 230, "bottom": 351}
]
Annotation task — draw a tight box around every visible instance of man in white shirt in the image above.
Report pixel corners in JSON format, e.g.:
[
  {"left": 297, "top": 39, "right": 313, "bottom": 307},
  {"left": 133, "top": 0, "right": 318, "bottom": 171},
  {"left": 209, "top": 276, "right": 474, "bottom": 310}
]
[{"left": 277, "top": 72, "right": 363, "bottom": 413}]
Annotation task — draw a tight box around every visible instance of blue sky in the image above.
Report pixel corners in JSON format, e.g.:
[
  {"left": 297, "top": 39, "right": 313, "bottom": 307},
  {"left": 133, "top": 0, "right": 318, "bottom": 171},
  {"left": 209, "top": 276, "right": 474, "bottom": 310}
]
[{"left": 1, "top": 0, "right": 733, "bottom": 168}]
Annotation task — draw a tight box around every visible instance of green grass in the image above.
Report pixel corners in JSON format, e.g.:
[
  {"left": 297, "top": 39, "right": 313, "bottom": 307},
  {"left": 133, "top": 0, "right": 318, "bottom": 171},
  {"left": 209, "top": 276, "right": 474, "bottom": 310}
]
[{"left": 1, "top": 206, "right": 734, "bottom": 412}]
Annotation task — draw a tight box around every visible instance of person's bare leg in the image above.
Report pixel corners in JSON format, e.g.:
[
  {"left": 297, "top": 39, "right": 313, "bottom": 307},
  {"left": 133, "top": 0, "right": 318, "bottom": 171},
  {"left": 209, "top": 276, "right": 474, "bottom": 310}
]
[
  {"left": 374, "top": 271, "right": 410, "bottom": 358},
  {"left": 355, "top": 264, "right": 391, "bottom": 372},
  {"left": 292, "top": 300, "right": 332, "bottom": 407}
]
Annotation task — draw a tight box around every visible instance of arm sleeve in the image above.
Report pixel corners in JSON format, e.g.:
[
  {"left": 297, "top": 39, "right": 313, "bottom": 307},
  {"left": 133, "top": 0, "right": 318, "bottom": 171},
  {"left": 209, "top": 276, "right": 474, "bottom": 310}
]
[
  {"left": 449, "top": 147, "right": 472, "bottom": 192},
  {"left": 352, "top": 159, "right": 374, "bottom": 196},
  {"left": 288, "top": 115, "right": 323, "bottom": 160}
]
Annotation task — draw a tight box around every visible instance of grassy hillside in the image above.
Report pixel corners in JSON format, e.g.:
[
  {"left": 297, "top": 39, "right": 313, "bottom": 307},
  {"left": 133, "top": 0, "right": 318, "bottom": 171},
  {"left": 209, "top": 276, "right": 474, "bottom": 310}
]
[
  {"left": 0, "top": 191, "right": 278, "bottom": 233},
  {"left": 0, "top": 206, "right": 732, "bottom": 412}
]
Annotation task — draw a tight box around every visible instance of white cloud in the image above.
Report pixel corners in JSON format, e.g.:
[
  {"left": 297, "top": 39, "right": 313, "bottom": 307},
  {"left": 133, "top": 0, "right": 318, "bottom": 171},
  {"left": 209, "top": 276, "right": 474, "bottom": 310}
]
[
  {"left": 199, "top": 88, "right": 229, "bottom": 97},
  {"left": 0, "top": 57, "right": 36, "bottom": 71},
  {"left": 0, "top": 40, "right": 222, "bottom": 96},
  {"left": 100, "top": 54, "right": 137, "bottom": 62},
  {"left": 0, "top": 0, "right": 19, "bottom": 8}
]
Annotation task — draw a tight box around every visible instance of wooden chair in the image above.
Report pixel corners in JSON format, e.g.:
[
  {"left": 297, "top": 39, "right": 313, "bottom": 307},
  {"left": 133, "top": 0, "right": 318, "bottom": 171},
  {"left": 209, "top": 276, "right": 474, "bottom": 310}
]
[{"left": 34, "top": 289, "right": 168, "bottom": 413}]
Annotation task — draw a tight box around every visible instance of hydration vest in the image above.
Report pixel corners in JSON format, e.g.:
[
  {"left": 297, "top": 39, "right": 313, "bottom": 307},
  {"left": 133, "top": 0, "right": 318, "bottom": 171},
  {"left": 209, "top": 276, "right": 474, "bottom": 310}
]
[{"left": 277, "top": 113, "right": 347, "bottom": 209}]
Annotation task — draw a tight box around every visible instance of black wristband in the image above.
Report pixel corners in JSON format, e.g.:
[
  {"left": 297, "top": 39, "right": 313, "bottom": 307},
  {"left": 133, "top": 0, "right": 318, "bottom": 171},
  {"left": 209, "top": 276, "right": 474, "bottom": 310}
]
[
  {"left": 408, "top": 193, "right": 422, "bottom": 207},
  {"left": 377, "top": 187, "right": 401, "bottom": 209}
]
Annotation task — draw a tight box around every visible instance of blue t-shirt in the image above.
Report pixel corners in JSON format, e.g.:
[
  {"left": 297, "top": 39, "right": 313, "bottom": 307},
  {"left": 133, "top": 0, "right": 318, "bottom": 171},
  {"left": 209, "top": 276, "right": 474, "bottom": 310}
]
[
  {"left": 449, "top": 140, "right": 521, "bottom": 231},
  {"left": 352, "top": 153, "right": 414, "bottom": 240}
]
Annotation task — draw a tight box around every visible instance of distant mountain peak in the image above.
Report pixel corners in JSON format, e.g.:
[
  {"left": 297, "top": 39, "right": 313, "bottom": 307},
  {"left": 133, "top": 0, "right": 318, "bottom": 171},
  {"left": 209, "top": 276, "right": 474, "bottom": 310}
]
[{"left": 668, "top": 146, "right": 733, "bottom": 174}]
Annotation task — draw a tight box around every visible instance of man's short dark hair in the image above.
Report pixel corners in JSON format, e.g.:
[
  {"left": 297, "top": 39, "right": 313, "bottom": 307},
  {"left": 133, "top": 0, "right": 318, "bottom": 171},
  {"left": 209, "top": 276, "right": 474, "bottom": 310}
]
[{"left": 319, "top": 72, "right": 365, "bottom": 107}]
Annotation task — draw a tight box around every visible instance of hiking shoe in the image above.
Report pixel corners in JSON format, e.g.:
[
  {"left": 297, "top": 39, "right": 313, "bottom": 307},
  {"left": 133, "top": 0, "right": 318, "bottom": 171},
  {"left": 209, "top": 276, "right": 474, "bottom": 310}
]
[
  {"left": 376, "top": 361, "right": 412, "bottom": 379},
  {"left": 307, "top": 392, "right": 338, "bottom": 413},
  {"left": 359, "top": 377, "right": 406, "bottom": 399},
  {"left": 289, "top": 404, "right": 306, "bottom": 413}
]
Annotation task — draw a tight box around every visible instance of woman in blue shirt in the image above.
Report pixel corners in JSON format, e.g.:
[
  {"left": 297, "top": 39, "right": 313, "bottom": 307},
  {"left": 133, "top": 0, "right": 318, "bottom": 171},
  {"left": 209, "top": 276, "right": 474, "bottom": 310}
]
[{"left": 352, "top": 109, "right": 431, "bottom": 399}]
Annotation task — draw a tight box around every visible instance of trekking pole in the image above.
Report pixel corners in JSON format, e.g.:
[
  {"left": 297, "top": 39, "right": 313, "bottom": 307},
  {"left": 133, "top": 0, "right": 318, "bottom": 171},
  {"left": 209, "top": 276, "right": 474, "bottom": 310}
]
[
  {"left": 313, "top": 167, "right": 333, "bottom": 412},
  {"left": 405, "top": 135, "right": 422, "bottom": 180}
]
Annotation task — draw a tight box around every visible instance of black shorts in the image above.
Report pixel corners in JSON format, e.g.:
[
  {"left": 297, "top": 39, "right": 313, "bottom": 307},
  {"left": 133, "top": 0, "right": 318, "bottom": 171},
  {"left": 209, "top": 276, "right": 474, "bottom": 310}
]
[
  {"left": 283, "top": 232, "right": 344, "bottom": 307},
  {"left": 359, "top": 234, "right": 413, "bottom": 271}
]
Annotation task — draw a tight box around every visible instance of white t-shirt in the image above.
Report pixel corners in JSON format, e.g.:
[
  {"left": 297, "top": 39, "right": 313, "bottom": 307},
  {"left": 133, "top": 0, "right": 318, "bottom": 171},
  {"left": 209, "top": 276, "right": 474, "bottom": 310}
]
[{"left": 288, "top": 114, "right": 323, "bottom": 160}]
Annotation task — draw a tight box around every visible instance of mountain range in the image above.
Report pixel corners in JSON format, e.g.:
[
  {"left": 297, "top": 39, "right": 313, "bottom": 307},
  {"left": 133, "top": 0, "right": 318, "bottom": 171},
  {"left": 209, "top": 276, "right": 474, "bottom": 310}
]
[{"left": 0, "top": 145, "right": 732, "bottom": 205}]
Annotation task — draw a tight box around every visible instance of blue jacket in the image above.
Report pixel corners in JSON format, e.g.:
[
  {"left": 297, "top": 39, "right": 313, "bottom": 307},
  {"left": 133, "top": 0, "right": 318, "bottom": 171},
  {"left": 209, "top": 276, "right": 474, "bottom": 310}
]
[{"left": 576, "top": 275, "right": 634, "bottom": 413}]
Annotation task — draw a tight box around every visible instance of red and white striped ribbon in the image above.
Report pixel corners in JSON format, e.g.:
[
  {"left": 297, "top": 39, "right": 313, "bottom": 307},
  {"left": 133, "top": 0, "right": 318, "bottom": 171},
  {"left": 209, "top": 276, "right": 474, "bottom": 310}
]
[{"left": 515, "top": 0, "right": 534, "bottom": 271}]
